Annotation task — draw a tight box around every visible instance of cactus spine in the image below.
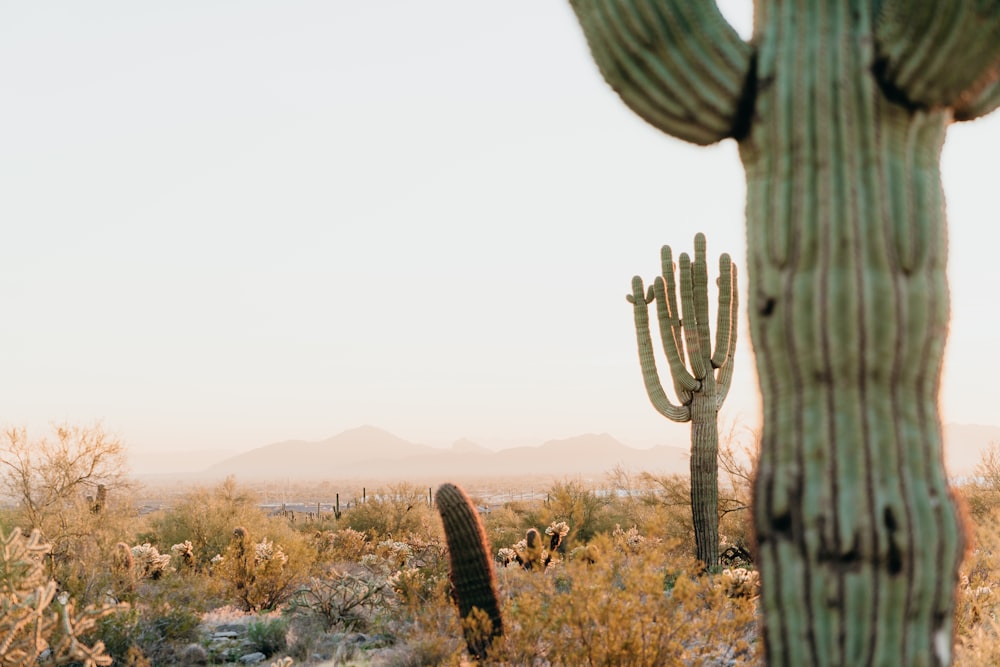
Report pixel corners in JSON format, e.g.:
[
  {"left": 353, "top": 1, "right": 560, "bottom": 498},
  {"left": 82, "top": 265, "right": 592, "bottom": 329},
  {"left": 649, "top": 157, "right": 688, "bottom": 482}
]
[
  {"left": 569, "top": 2, "right": 1000, "bottom": 665},
  {"left": 628, "top": 233, "right": 737, "bottom": 568},
  {"left": 434, "top": 483, "right": 503, "bottom": 660}
]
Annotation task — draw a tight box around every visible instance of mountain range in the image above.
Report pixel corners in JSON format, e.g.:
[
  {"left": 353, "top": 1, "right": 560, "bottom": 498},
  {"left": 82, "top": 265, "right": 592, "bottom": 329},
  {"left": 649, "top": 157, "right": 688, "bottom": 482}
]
[
  {"left": 128, "top": 423, "right": 1000, "bottom": 482},
  {"left": 130, "top": 426, "right": 691, "bottom": 481}
]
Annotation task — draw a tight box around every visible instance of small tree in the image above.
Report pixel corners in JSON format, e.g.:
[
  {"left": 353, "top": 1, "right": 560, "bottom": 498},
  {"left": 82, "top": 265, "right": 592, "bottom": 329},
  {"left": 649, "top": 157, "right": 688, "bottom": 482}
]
[{"left": 0, "top": 423, "right": 130, "bottom": 564}]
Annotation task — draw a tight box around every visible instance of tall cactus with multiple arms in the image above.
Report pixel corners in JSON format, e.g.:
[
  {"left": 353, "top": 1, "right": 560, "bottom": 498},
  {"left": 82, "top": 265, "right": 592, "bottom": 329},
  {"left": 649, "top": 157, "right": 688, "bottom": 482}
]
[
  {"left": 627, "top": 233, "right": 737, "bottom": 568},
  {"left": 569, "top": 2, "right": 1000, "bottom": 665},
  {"left": 434, "top": 483, "right": 503, "bottom": 660}
]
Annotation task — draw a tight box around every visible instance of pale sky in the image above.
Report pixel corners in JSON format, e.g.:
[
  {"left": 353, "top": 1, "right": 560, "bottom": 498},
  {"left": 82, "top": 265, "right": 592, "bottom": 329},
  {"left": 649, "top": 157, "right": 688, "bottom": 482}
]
[{"left": 2, "top": 2, "right": 998, "bottom": 454}]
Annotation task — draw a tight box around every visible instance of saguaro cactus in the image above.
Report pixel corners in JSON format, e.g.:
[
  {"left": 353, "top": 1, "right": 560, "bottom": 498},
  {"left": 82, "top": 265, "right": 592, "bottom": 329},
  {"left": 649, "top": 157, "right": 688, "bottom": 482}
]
[
  {"left": 627, "top": 233, "right": 737, "bottom": 568},
  {"left": 568, "top": 2, "right": 1000, "bottom": 665},
  {"left": 434, "top": 483, "right": 503, "bottom": 660}
]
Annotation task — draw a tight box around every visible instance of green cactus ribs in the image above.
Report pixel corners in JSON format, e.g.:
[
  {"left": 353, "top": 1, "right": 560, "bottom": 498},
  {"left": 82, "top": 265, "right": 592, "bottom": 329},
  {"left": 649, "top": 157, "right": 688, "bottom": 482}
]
[
  {"left": 627, "top": 232, "right": 737, "bottom": 569},
  {"left": 434, "top": 482, "right": 503, "bottom": 660},
  {"left": 569, "top": 1, "right": 1000, "bottom": 664}
]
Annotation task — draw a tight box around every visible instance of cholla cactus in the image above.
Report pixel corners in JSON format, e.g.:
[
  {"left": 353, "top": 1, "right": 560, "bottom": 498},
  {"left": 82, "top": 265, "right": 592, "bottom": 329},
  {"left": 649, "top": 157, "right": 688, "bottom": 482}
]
[
  {"left": 0, "top": 527, "right": 120, "bottom": 666},
  {"left": 170, "top": 541, "right": 195, "bottom": 569},
  {"left": 545, "top": 521, "right": 571, "bottom": 552},
  {"left": 218, "top": 528, "right": 297, "bottom": 612},
  {"left": 496, "top": 547, "right": 518, "bottom": 567},
  {"left": 375, "top": 539, "right": 413, "bottom": 569},
  {"left": 720, "top": 567, "right": 760, "bottom": 599},
  {"left": 253, "top": 538, "right": 288, "bottom": 569},
  {"left": 612, "top": 524, "right": 647, "bottom": 554},
  {"left": 129, "top": 543, "right": 172, "bottom": 579}
]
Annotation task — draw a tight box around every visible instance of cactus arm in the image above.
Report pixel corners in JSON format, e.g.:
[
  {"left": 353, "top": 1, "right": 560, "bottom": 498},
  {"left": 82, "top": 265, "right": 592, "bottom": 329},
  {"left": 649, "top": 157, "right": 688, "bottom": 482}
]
[
  {"left": 652, "top": 276, "right": 699, "bottom": 402},
  {"left": 628, "top": 277, "right": 692, "bottom": 423},
  {"left": 691, "top": 233, "right": 713, "bottom": 369},
  {"left": 714, "top": 262, "right": 738, "bottom": 409},
  {"left": 710, "top": 253, "right": 735, "bottom": 369},
  {"left": 659, "top": 245, "right": 689, "bottom": 385},
  {"left": 874, "top": 1, "right": 1000, "bottom": 110},
  {"left": 568, "top": 0, "right": 754, "bottom": 145},
  {"left": 954, "top": 75, "right": 1000, "bottom": 121},
  {"left": 677, "top": 253, "right": 708, "bottom": 380},
  {"left": 434, "top": 483, "right": 503, "bottom": 660}
]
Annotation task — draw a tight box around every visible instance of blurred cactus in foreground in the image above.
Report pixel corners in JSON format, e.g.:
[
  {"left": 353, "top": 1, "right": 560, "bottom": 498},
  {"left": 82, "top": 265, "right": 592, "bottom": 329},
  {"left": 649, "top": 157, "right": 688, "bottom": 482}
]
[
  {"left": 569, "top": 1, "right": 1000, "bottom": 663},
  {"left": 628, "top": 233, "right": 737, "bottom": 568},
  {"left": 434, "top": 482, "right": 503, "bottom": 660},
  {"left": 0, "top": 527, "right": 120, "bottom": 666}
]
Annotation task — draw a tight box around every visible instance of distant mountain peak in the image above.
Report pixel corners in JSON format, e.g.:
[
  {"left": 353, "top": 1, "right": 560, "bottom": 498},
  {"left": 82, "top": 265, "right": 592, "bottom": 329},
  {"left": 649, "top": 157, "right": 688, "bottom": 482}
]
[{"left": 451, "top": 438, "right": 490, "bottom": 454}]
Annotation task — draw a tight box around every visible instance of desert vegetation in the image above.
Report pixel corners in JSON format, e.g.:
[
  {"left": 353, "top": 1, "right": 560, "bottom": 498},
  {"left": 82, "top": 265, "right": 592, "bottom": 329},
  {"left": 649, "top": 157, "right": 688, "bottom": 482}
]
[{"left": 2, "top": 424, "right": 1000, "bottom": 665}]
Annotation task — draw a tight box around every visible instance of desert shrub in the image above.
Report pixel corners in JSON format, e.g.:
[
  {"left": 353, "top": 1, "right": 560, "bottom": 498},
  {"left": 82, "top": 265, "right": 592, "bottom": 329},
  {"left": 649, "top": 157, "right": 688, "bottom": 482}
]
[
  {"left": 0, "top": 527, "right": 121, "bottom": 666},
  {"left": 386, "top": 535, "right": 450, "bottom": 612},
  {"left": 147, "top": 476, "right": 266, "bottom": 568},
  {"left": 542, "top": 479, "right": 609, "bottom": 544},
  {"left": 0, "top": 424, "right": 131, "bottom": 553},
  {"left": 481, "top": 505, "right": 529, "bottom": 556},
  {"left": 342, "top": 483, "right": 434, "bottom": 538},
  {"left": 716, "top": 427, "right": 757, "bottom": 557},
  {"left": 634, "top": 472, "right": 699, "bottom": 554},
  {"left": 90, "top": 603, "right": 201, "bottom": 666},
  {"left": 214, "top": 524, "right": 313, "bottom": 612},
  {"left": 374, "top": 636, "right": 465, "bottom": 667},
  {"left": 954, "top": 509, "right": 1000, "bottom": 664},
  {"left": 960, "top": 444, "right": 1000, "bottom": 521},
  {"left": 286, "top": 564, "right": 390, "bottom": 632},
  {"left": 374, "top": 581, "right": 466, "bottom": 667},
  {"left": 310, "top": 526, "right": 371, "bottom": 567},
  {"left": 599, "top": 468, "right": 664, "bottom": 540},
  {"left": 488, "top": 540, "right": 759, "bottom": 666},
  {"left": 246, "top": 614, "right": 290, "bottom": 655}
]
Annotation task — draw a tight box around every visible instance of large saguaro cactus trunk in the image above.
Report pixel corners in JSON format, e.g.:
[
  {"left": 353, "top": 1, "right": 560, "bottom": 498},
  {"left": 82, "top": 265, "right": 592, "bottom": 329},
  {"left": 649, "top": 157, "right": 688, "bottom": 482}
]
[
  {"left": 569, "top": 1, "right": 1000, "bottom": 665},
  {"left": 628, "top": 233, "right": 737, "bottom": 568}
]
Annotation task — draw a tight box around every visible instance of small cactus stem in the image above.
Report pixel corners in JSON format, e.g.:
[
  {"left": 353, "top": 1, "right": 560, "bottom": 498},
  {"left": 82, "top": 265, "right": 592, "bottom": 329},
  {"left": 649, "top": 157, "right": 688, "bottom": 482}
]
[
  {"left": 628, "top": 276, "right": 691, "bottom": 423},
  {"left": 113, "top": 542, "right": 133, "bottom": 573},
  {"left": 523, "top": 528, "right": 544, "bottom": 570},
  {"left": 434, "top": 483, "right": 503, "bottom": 659},
  {"left": 569, "top": 0, "right": 753, "bottom": 144},
  {"left": 94, "top": 484, "right": 107, "bottom": 513}
]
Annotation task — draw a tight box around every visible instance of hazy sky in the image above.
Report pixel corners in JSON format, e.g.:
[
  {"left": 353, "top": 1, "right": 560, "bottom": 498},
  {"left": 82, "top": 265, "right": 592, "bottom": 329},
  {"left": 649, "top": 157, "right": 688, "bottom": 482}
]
[{"left": 3, "top": 2, "right": 998, "bottom": 454}]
